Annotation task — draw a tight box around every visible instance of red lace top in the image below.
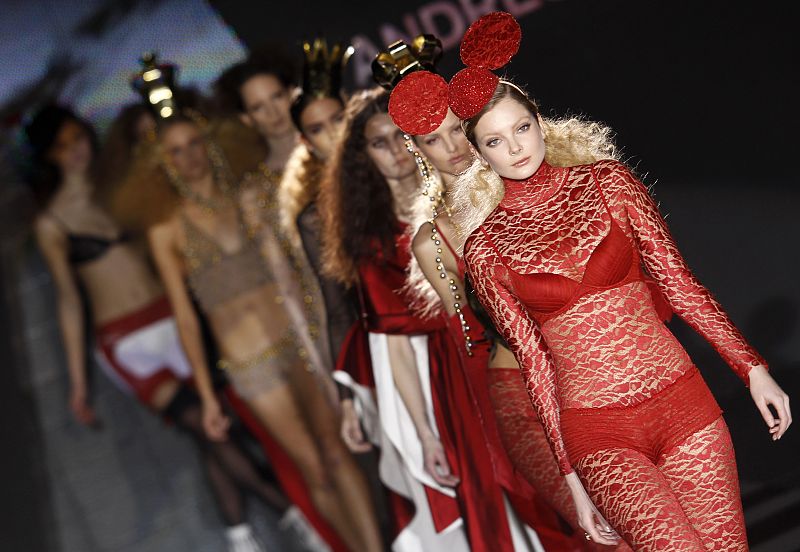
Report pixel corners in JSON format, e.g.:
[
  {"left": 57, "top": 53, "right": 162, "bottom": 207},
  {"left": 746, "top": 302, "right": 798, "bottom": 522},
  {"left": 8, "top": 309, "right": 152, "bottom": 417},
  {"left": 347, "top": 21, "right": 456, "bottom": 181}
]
[{"left": 463, "top": 159, "right": 766, "bottom": 475}]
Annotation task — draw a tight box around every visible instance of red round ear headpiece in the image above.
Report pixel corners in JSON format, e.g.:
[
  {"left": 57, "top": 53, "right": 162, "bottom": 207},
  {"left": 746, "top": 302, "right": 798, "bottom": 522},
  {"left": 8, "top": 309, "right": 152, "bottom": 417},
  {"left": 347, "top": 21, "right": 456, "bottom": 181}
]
[
  {"left": 449, "top": 11, "right": 521, "bottom": 119},
  {"left": 380, "top": 12, "right": 521, "bottom": 135},
  {"left": 388, "top": 71, "right": 449, "bottom": 136}
]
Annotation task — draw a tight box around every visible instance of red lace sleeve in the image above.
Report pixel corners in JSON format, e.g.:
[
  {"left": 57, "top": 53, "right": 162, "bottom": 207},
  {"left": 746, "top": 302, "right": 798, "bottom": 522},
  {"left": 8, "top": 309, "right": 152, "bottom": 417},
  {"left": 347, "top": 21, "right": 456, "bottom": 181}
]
[
  {"left": 464, "top": 230, "right": 573, "bottom": 476},
  {"left": 598, "top": 160, "right": 767, "bottom": 385}
]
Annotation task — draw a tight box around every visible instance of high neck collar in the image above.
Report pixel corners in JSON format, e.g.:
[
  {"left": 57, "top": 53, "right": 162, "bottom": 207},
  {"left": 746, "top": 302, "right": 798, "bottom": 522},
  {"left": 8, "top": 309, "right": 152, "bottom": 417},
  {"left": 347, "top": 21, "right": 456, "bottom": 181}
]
[{"left": 500, "top": 159, "right": 567, "bottom": 210}]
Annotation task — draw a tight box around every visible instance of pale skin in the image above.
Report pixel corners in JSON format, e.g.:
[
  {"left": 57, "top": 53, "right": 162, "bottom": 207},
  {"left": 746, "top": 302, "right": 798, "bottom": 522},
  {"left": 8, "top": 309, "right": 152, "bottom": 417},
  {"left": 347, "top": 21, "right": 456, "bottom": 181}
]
[
  {"left": 337, "top": 111, "right": 458, "bottom": 487},
  {"left": 238, "top": 73, "right": 298, "bottom": 172},
  {"left": 33, "top": 120, "right": 174, "bottom": 425},
  {"left": 297, "top": 96, "right": 346, "bottom": 161},
  {"left": 472, "top": 96, "right": 792, "bottom": 544},
  {"left": 148, "top": 120, "right": 382, "bottom": 552}
]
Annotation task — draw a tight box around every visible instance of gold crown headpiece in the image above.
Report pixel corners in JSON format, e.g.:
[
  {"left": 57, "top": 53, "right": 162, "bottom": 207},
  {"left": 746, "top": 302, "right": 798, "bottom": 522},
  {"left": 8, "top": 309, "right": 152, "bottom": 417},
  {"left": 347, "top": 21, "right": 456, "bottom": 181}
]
[
  {"left": 372, "top": 34, "right": 443, "bottom": 91},
  {"left": 130, "top": 52, "right": 179, "bottom": 119},
  {"left": 301, "top": 38, "right": 354, "bottom": 100}
]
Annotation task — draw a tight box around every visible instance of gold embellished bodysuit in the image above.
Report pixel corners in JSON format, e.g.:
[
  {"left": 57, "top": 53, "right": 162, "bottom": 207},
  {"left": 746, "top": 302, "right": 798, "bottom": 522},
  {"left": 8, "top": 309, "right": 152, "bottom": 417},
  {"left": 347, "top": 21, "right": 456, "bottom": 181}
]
[{"left": 182, "top": 208, "right": 298, "bottom": 399}]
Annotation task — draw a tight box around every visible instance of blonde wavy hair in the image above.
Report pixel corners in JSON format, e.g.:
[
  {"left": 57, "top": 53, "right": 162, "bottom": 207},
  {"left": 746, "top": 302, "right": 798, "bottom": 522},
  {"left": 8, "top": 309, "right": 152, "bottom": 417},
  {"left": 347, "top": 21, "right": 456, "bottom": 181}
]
[
  {"left": 277, "top": 142, "right": 325, "bottom": 245},
  {"left": 110, "top": 115, "right": 266, "bottom": 233},
  {"left": 450, "top": 80, "right": 620, "bottom": 252}
]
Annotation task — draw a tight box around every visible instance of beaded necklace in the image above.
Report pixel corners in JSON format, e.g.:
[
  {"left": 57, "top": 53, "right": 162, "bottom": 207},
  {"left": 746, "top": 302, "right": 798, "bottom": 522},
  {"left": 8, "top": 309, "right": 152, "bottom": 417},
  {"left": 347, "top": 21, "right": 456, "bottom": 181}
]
[{"left": 405, "top": 134, "right": 473, "bottom": 356}]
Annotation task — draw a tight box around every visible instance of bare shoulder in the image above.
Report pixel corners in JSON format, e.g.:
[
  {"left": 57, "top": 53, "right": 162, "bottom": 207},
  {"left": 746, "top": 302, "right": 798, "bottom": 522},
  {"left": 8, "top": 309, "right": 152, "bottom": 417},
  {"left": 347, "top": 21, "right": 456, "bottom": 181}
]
[
  {"left": 147, "top": 214, "right": 180, "bottom": 249},
  {"left": 33, "top": 212, "right": 67, "bottom": 249},
  {"left": 411, "top": 221, "right": 435, "bottom": 254}
]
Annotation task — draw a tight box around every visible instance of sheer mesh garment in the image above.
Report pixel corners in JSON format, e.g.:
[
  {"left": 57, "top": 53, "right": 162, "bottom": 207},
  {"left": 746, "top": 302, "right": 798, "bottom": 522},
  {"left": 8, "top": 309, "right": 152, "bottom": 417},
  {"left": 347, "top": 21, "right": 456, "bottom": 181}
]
[
  {"left": 297, "top": 202, "right": 359, "bottom": 368},
  {"left": 464, "top": 159, "right": 757, "bottom": 548},
  {"left": 239, "top": 173, "right": 332, "bottom": 382},
  {"left": 182, "top": 201, "right": 299, "bottom": 399}
]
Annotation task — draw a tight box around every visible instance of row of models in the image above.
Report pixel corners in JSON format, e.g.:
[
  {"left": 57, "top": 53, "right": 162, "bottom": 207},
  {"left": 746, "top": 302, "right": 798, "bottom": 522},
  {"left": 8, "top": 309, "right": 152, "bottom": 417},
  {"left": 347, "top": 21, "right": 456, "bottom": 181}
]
[{"left": 26, "top": 11, "right": 790, "bottom": 552}]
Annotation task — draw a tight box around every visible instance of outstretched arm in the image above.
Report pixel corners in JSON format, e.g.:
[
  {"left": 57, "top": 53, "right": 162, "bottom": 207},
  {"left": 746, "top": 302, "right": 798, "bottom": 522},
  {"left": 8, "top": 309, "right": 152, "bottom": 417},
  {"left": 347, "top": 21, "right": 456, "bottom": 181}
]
[{"left": 603, "top": 161, "right": 791, "bottom": 438}]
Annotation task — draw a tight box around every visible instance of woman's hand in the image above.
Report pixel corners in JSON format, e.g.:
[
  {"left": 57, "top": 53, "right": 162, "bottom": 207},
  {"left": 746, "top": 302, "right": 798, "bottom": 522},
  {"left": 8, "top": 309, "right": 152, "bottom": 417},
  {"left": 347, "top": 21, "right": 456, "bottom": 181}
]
[
  {"left": 749, "top": 365, "right": 792, "bottom": 440},
  {"left": 340, "top": 399, "right": 372, "bottom": 453},
  {"left": 565, "top": 472, "right": 621, "bottom": 546},
  {"left": 69, "top": 385, "right": 98, "bottom": 426},
  {"left": 421, "top": 432, "right": 460, "bottom": 487},
  {"left": 202, "top": 397, "right": 230, "bottom": 441}
]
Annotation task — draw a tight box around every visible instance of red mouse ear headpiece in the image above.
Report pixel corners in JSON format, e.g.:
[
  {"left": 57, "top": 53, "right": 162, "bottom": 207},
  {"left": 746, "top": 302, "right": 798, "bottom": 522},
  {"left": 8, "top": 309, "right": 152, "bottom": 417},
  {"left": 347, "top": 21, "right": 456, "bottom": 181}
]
[
  {"left": 388, "top": 71, "right": 449, "bottom": 136},
  {"left": 373, "top": 34, "right": 450, "bottom": 135},
  {"left": 448, "top": 12, "right": 521, "bottom": 120}
]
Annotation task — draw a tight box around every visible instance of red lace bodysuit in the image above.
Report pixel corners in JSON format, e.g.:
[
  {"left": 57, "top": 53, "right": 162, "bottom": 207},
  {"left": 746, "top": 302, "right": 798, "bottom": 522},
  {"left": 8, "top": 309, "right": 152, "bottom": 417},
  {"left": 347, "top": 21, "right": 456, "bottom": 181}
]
[{"left": 464, "top": 159, "right": 760, "bottom": 550}]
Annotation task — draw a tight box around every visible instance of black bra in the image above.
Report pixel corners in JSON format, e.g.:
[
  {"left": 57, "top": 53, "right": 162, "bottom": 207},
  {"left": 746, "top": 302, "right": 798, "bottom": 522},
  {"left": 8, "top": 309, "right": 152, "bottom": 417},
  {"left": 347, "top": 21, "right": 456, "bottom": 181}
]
[{"left": 50, "top": 215, "right": 128, "bottom": 265}]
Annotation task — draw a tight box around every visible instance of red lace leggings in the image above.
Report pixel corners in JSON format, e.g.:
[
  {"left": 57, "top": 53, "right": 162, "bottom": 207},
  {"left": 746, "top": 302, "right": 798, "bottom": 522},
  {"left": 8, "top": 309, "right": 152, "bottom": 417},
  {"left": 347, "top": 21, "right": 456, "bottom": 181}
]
[
  {"left": 563, "top": 369, "right": 747, "bottom": 551},
  {"left": 490, "top": 367, "right": 747, "bottom": 550},
  {"left": 488, "top": 368, "right": 632, "bottom": 552}
]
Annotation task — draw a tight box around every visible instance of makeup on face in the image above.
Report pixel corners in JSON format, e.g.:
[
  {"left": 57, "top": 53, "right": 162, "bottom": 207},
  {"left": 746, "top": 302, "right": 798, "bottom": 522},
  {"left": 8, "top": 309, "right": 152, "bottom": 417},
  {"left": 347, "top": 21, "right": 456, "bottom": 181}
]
[
  {"left": 300, "top": 97, "right": 346, "bottom": 160},
  {"left": 474, "top": 97, "right": 545, "bottom": 180},
  {"left": 416, "top": 109, "right": 473, "bottom": 177},
  {"left": 160, "top": 122, "right": 211, "bottom": 183},
  {"left": 240, "top": 74, "right": 293, "bottom": 138},
  {"left": 364, "top": 113, "right": 416, "bottom": 180}
]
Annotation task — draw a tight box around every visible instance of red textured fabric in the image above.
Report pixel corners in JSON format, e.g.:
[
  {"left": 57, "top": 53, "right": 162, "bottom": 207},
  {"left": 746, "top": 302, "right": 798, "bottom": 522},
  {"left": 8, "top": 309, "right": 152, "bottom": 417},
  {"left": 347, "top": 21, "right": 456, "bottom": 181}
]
[
  {"left": 464, "top": 158, "right": 759, "bottom": 546},
  {"left": 460, "top": 11, "right": 521, "bottom": 69},
  {"left": 448, "top": 67, "right": 499, "bottom": 120},
  {"left": 95, "top": 296, "right": 188, "bottom": 404},
  {"left": 465, "top": 159, "right": 765, "bottom": 476},
  {"left": 575, "top": 418, "right": 746, "bottom": 550},
  {"left": 388, "top": 71, "right": 449, "bottom": 135},
  {"left": 560, "top": 368, "right": 721, "bottom": 464}
]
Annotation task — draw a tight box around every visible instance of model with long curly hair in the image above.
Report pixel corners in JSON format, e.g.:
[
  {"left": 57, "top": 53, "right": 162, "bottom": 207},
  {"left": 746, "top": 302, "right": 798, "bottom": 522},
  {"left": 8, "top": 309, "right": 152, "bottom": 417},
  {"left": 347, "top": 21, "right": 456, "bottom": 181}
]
[
  {"left": 448, "top": 11, "right": 791, "bottom": 550},
  {"left": 126, "top": 104, "right": 381, "bottom": 551},
  {"left": 319, "top": 88, "right": 472, "bottom": 551},
  {"left": 26, "top": 105, "right": 298, "bottom": 552}
]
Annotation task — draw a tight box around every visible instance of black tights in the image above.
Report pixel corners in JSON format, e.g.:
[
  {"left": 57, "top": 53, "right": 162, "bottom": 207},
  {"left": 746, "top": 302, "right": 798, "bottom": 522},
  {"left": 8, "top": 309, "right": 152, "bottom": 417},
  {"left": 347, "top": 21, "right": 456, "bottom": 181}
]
[{"left": 164, "top": 385, "right": 289, "bottom": 526}]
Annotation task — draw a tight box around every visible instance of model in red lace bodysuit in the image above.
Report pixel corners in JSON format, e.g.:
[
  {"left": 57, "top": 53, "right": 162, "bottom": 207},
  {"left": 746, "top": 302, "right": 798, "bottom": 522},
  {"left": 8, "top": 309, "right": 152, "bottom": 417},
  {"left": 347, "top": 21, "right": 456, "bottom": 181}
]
[{"left": 465, "top": 157, "right": 762, "bottom": 549}]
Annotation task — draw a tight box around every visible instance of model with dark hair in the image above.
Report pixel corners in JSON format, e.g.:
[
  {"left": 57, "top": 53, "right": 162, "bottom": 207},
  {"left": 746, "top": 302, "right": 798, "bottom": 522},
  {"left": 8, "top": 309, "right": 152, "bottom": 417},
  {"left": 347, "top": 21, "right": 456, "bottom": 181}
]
[
  {"left": 319, "top": 88, "right": 472, "bottom": 551},
  {"left": 278, "top": 38, "right": 354, "bottom": 373},
  {"left": 215, "top": 46, "right": 299, "bottom": 175},
  {"left": 26, "top": 105, "right": 297, "bottom": 552}
]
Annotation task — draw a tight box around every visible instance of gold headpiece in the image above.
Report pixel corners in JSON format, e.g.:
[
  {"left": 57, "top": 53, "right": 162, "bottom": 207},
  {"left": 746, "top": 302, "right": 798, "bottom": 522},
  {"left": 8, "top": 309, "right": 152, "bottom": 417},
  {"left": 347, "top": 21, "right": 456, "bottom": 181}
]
[
  {"left": 372, "top": 34, "right": 443, "bottom": 90},
  {"left": 301, "top": 38, "right": 354, "bottom": 99},
  {"left": 130, "top": 52, "right": 178, "bottom": 119}
]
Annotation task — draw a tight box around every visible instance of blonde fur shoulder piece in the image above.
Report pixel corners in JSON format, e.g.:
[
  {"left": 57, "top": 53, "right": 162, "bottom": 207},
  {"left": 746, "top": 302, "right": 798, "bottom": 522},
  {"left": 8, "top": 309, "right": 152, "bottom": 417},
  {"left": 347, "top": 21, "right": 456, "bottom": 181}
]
[
  {"left": 449, "top": 116, "right": 620, "bottom": 254},
  {"left": 448, "top": 158, "right": 505, "bottom": 255}
]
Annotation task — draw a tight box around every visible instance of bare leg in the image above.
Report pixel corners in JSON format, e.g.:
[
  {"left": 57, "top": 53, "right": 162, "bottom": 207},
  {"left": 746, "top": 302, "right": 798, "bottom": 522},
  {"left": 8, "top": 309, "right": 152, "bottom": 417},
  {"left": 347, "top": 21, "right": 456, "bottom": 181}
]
[
  {"left": 290, "top": 366, "right": 383, "bottom": 552},
  {"left": 247, "top": 382, "right": 371, "bottom": 552},
  {"left": 164, "top": 385, "right": 289, "bottom": 517}
]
